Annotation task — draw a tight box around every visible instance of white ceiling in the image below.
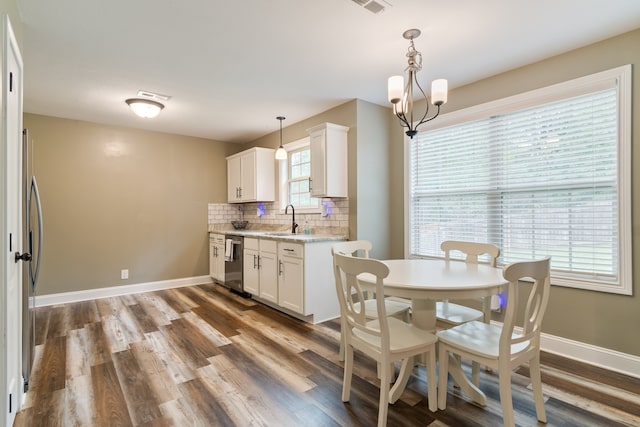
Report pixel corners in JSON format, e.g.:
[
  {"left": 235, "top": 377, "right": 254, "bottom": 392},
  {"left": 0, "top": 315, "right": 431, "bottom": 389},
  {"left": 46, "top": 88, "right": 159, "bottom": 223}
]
[{"left": 16, "top": 0, "right": 640, "bottom": 143}]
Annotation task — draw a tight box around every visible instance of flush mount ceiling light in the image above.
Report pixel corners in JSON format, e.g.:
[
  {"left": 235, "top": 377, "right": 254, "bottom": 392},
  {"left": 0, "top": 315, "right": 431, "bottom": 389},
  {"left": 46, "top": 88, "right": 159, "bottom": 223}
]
[
  {"left": 275, "top": 116, "right": 287, "bottom": 160},
  {"left": 388, "top": 29, "right": 448, "bottom": 138},
  {"left": 125, "top": 98, "right": 164, "bottom": 118},
  {"left": 125, "top": 90, "right": 170, "bottom": 118}
]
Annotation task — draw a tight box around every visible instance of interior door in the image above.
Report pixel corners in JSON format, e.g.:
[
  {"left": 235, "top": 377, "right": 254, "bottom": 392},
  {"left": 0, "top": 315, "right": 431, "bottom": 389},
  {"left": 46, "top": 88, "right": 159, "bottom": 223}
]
[{"left": 2, "top": 15, "right": 24, "bottom": 426}]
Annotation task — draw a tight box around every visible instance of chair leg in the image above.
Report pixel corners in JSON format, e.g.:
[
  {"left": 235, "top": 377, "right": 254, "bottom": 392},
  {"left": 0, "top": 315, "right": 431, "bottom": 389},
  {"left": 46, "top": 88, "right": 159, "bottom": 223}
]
[
  {"left": 426, "top": 348, "right": 437, "bottom": 412},
  {"left": 378, "top": 360, "right": 391, "bottom": 427},
  {"left": 339, "top": 319, "right": 345, "bottom": 361},
  {"left": 498, "top": 368, "right": 515, "bottom": 427},
  {"left": 342, "top": 345, "right": 354, "bottom": 402},
  {"left": 437, "top": 344, "right": 449, "bottom": 410},
  {"left": 529, "top": 354, "right": 547, "bottom": 423}
]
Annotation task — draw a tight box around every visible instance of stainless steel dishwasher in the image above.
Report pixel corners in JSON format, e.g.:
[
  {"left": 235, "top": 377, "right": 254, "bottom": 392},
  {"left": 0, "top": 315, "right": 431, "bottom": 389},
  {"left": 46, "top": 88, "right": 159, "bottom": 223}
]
[{"left": 224, "top": 234, "right": 250, "bottom": 297}]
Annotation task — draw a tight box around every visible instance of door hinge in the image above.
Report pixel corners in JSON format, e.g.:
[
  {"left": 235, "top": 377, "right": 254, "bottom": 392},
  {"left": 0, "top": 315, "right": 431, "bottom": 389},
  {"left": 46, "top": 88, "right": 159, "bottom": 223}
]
[
  {"left": 9, "top": 232, "right": 12, "bottom": 251},
  {"left": 9, "top": 71, "right": 13, "bottom": 92},
  {"left": 8, "top": 393, "right": 12, "bottom": 413}
]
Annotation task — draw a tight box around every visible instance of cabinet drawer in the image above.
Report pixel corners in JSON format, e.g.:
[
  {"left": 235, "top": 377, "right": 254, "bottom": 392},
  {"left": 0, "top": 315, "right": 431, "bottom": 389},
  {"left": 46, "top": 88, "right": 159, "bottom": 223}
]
[
  {"left": 260, "top": 239, "right": 277, "bottom": 253},
  {"left": 279, "top": 242, "right": 303, "bottom": 258},
  {"left": 244, "top": 237, "right": 259, "bottom": 250},
  {"left": 210, "top": 233, "right": 225, "bottom": 244}
]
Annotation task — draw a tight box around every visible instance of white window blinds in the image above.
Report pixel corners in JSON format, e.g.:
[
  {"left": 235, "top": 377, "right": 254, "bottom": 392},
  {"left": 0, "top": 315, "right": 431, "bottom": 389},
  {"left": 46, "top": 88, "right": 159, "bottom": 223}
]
[{"left": 408, "top": 66, "right": 631, "bottom": 294}]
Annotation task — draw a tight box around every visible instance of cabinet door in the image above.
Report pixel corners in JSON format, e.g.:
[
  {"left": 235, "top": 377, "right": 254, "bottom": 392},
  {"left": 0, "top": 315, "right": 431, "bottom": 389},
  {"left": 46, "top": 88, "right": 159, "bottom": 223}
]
[
  {"left": 209, "top": 241, "right": 217, "bottom": 279},
  {"left": 309, "top": 129, "right": 326, "bottom": 197},
  {"left": 259, "top": 250, "right": 278, "bottom": 303},
  {"left": 239, "top": 150, "right": 256, "bottom": 201},
  {"left": 227, "top": 155, "right": 242, "bottom": 202},
  {"left": 214, "top": 243, "right": 225, "bottom": 282},
  {"left": 278, "top": 256, "right": 304, "bottom": 314},
  {"left": 243, "top": 248, "right": 260, "bottom": 295}
]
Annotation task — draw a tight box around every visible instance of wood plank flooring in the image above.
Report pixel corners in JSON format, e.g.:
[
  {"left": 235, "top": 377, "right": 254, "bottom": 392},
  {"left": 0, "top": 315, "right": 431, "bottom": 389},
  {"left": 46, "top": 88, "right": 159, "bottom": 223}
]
[{"left": 14, "top": 283, "right": 640, "bottom": 427}]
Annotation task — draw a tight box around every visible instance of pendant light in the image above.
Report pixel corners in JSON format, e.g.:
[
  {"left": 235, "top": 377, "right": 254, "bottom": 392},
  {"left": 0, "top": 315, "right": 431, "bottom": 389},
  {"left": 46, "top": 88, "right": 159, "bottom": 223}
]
[{"left": 275, "top": 116, "right": 287, "bottom": 160}]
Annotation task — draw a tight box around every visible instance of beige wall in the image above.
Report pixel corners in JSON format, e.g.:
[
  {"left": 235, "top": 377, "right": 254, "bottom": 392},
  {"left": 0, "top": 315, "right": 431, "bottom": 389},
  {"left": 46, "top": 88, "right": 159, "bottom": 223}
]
[
  {"left": 388, "top": 28, "right": 640, "bottom": 357},
  {"left": 25, "top": 114, "right": 235, "bottom": 295},
  {"left": 354, "top": 100, "right": 394, "bottom": 259}
]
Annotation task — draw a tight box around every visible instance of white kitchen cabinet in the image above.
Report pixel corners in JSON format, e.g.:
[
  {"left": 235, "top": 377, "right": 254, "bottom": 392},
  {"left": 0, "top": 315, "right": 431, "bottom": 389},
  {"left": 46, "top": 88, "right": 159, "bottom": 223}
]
[
  {"left": 234, "top": 233, "right": 344, "bottom": 324},
  {"left": 209, "top": 233, "right": 226, "bottom": 283},
  {"left": 258, "top": 240, "right": 278, "bottom": 303},
  {"left": 243, "top": 237, "right": 278, "bottom": 301},
  {"left": 277, "top": 242, "right": 304, "bottom": 314},
  {"left": 243, "top": 238, "right": 260, "bottom": 295},
  {"left": 227, "top": 147, "right": 275, "bottom": 203},
  {"left": 307, "top": 122, "right": 349, "bottom": 198}
]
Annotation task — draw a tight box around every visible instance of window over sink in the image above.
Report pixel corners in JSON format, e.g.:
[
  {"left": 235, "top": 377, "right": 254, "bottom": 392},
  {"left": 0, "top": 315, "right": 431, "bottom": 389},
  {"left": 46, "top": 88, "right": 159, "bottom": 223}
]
[
  {"left": 406, "top": 65, "right": 632, "bottom": 295},
  {"left": 278, "top": 137, "right": 321, "bottom": 213}
]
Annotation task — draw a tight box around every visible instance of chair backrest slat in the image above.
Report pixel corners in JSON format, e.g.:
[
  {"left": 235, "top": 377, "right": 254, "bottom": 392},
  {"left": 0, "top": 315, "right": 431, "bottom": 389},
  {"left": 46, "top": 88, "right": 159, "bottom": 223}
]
[
  {"left": 332, "top": 250, "right": 390, "bottom": 348},
  {"left": 332, "top": 240, "right": 372, "bottom": 259},
  {"left": 441, "top": 240, "right": 500, "bottom": 267},
  {"left": 500, "top": 257, "right": 551, "bottom": 354}
]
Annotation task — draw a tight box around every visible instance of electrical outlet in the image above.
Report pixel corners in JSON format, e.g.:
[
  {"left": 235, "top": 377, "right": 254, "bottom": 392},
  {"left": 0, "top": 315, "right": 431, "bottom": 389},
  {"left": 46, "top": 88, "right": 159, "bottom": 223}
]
[{"left": 121, "top": 269, "right": 129, "bottom": 280}]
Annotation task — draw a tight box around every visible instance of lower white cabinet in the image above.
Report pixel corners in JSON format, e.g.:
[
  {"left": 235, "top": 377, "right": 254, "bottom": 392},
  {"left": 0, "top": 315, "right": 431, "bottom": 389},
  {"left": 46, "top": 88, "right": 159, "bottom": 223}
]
[
  {"left": 243, "top": 238, "right": 260, "bottom": 294},
  {"left": 243, "top": 238, "right": 278, "bottom": 301},
  {"left": 209, "top": 233, "right": 225, "bottom": 283},
  {"left": 247, "top": 238, "right": 341, "bottom": 324},
  {"left": 277, "top": 242, "right": 304, "bottom": 313}
]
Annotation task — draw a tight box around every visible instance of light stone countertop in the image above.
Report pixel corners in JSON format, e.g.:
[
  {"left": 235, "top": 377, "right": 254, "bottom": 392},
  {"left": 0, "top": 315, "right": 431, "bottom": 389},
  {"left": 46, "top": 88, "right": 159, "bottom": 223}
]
[{"left": 209, "top": 229, "right": 346, "bottom": 243}]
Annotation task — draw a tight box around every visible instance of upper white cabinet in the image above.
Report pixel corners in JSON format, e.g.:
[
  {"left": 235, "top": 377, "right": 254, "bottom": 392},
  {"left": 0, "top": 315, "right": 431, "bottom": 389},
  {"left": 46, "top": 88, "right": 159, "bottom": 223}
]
[
  {"left": 227, "top": 147, "right": 275, "bottom": 203},
  {"left": 307, "top": 122, "right": 349, "bottom": 198}
]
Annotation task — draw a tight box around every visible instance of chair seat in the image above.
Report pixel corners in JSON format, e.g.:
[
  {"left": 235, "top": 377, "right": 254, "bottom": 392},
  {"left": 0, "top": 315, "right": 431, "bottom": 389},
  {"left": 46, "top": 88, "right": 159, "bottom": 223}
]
[
  {"left": 437, "top": 320, "right": 530, "bottom": 359},
  {"left": 436, "top": 301, "right": 483, "bottom": 325},
  {"left": 359, "top": 299, "right": 411, "bottom": 319},
  {"left": 353, "top": 317, "right": 437, "bottom": 353}
]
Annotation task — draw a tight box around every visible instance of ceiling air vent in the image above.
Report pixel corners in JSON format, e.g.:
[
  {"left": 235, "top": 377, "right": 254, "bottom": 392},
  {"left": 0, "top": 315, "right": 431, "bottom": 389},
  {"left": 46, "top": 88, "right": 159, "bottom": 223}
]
[
  {"left": 137, "top": 90, "right": 171, "bottom": 102},
  {"left": 351, "top": 0, "right": 390, "bottom": 14}
]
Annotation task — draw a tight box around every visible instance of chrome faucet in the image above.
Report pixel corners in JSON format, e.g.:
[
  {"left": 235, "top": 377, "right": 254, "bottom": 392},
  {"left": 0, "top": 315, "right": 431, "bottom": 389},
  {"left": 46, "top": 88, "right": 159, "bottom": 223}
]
[{"left": 285, "top": 204, "right": 298, "bottom": 234}]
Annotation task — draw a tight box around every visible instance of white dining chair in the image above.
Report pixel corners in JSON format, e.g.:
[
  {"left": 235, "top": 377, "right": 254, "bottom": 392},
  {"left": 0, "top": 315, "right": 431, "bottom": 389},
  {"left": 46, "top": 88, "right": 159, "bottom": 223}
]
[
  {"left": 333, "top": 252, "right": 438, "bottom": 427},
  {"left": 437, "top": 240, "right": 501, "bottom": 385},
  {"left": 331, "top": 241, "right": 411, "bottom": 361},
  {"left": 437, "top": 257, "right": 551, "bottom": 427}
]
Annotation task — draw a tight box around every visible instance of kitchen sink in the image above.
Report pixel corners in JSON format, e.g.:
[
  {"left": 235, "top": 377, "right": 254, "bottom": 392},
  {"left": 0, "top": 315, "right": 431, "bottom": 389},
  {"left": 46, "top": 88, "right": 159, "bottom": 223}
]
[{"left": 264, "top": 232, "right": 296, "bottom": 236}]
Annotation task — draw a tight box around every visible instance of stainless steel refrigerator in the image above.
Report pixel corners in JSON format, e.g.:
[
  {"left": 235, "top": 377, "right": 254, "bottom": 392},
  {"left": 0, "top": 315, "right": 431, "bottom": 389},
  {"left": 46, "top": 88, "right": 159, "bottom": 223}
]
[{"left": 21, "top": 128, "right": 43, "bottom": 392}]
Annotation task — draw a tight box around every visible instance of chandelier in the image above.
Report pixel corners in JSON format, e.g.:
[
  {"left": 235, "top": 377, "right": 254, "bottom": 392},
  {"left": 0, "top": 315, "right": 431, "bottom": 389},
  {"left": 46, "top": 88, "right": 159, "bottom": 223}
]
[{"left": 387, "top": 29, "right": 448, "bottom": 138}]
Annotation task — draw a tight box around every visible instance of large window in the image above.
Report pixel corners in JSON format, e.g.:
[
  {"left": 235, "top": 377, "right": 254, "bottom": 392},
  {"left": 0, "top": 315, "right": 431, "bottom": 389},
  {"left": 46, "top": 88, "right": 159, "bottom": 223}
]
[{"left": 407, "top": 65, "right": 631, "bottom": 294}]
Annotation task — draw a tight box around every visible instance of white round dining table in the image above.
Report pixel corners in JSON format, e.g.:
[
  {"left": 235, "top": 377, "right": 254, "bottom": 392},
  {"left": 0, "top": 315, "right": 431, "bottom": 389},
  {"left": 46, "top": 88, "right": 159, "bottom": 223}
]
[
  {"left": 358, "top": 258, "right": 508, "bottom": 405},
  {"left": 360, "top": 258, "right": 508, "bottom": 331}
]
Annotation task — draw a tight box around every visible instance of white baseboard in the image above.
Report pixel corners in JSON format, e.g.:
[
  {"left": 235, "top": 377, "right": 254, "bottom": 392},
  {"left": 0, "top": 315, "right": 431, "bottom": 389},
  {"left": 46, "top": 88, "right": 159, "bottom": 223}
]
[
  {"left": 505, "top": 323, "right": 640, "bottom": 380},
  {"left": 539, "top": 331, "right": 640, "bottom": 379},
  {"left": 36, "top": 280, "right": 640, "bottom": 380},
  {"left": 35, "top": 275, "right": 213, "bottom": 307}
]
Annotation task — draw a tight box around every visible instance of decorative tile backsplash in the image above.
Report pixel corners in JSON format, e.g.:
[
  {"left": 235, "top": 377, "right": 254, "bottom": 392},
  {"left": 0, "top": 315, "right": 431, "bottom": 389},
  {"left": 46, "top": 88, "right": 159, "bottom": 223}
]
[{"left": 208, "top": 199, "right": 349, "bottom": 235}]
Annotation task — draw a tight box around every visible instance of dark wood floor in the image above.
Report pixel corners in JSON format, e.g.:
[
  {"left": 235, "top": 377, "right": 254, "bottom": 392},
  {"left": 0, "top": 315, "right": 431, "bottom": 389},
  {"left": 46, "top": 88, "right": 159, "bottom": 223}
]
[{"left": 14, "top": 283, "right": 640, "bottom": 427}]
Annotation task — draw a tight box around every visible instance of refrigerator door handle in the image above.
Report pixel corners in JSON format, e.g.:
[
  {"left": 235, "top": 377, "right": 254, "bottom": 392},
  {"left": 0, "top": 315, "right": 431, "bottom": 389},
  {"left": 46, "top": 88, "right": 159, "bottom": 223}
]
[{"left": 30, "top": 176, "right": 43, "bottom": 290}]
